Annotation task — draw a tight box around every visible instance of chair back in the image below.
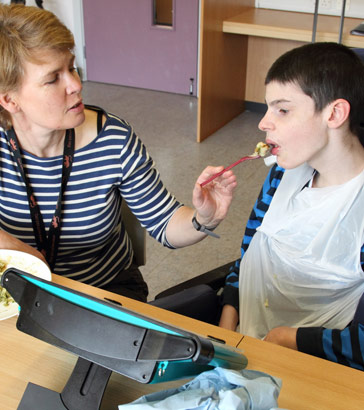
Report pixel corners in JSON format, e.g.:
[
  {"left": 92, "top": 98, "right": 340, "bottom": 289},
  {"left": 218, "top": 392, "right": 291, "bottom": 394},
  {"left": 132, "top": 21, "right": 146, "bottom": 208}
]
[
  {"left": 122, "top": 201, "right": 146, "bottom": 267},
  {"left": 353, "top": 292, "right": 364, "bottom": 325}
]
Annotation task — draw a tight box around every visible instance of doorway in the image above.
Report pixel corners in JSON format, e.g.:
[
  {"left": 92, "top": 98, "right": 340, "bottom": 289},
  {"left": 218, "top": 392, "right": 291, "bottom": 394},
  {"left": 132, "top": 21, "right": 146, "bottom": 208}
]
[{"left": 83, "top": 0, "right": 199, "bottom": 96}]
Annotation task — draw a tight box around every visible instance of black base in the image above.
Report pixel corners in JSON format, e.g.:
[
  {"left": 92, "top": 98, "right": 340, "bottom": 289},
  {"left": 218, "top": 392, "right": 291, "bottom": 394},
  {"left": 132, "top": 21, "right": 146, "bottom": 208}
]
[
  {"left": 17, "top": 358, "right": 112, "bottom": 410},
  {"left": 18, "top": 383, "right": 66, "bottom": 410}
]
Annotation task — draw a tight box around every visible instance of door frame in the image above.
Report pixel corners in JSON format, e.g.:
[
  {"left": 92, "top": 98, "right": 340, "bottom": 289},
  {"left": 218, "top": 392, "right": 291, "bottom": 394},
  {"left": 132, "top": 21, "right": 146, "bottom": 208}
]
[{"left": 73, "top": 0, "right": 87, "bottom": 81}]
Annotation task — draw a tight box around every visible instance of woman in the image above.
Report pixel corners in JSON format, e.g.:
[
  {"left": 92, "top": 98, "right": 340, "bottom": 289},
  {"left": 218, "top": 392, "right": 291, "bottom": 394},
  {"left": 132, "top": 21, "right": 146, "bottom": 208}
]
[{"left": 0, "top": 4, "right": 236, "bottom": 302}]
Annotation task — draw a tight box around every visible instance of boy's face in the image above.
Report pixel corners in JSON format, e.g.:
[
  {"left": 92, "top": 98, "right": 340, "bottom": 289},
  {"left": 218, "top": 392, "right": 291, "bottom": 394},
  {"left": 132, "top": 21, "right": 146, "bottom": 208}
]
[{"left": 259, "top": 81, "right": 328, "bottom": 169}]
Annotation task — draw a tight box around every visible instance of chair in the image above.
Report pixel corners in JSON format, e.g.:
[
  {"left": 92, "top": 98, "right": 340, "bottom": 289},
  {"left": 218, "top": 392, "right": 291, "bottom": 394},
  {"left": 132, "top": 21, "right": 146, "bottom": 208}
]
[
  {"left": 122, "top": 200, "right": 229, "bottom": 325},
  {"left": 122, "top": 200, "right": 146, "bottom": 267},
  {"left": 353, "top": 293, "right": 364, "bottom": 325},
  {"left": 150, "top": 262, "right": 231, "bottom": 325}
]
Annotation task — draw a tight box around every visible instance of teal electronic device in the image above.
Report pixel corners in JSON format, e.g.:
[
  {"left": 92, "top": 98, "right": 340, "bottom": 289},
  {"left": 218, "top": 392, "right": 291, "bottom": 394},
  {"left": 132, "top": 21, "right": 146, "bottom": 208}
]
[{"left": 2, "top": 268, "right": 247, "bottom": 410}]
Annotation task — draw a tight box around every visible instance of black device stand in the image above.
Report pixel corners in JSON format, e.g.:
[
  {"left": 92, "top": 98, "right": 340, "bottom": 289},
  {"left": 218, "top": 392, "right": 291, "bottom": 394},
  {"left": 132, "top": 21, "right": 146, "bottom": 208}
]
[{"left": 18, "top": 358, "right": 111, "bottom": 410}]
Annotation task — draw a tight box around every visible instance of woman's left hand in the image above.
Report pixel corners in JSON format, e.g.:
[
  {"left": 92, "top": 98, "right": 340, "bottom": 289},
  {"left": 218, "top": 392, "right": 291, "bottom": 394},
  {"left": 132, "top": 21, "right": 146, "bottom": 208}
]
[{"left": 192, "top": 166, "right": 237, "bottom": 227}]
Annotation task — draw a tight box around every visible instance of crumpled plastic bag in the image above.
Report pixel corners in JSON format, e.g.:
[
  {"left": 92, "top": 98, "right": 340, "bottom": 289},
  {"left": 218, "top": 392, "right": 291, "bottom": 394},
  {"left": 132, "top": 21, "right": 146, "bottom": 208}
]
[{"left": 118, "top": 367, "right": 284, "bottom": 410}]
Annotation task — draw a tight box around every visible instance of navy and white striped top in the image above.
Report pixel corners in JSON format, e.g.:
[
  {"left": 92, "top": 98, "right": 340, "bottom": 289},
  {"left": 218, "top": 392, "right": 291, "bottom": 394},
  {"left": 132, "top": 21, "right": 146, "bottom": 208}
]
[{"left": 0, "top": 106, "right": 181, "bottom": 287}]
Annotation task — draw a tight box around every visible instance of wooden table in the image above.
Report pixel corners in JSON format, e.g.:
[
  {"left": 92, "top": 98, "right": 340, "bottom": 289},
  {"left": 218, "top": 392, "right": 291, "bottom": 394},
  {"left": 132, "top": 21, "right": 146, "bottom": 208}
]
[{"left": 1, "top": 274, "right": 364, "bottom": 409}]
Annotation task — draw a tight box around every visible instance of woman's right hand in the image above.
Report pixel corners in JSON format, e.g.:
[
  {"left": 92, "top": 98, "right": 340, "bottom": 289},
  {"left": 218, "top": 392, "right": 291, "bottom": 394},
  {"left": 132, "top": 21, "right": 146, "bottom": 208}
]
[{"left": 0, "top": 230, "right": 48, "bottom": 266}]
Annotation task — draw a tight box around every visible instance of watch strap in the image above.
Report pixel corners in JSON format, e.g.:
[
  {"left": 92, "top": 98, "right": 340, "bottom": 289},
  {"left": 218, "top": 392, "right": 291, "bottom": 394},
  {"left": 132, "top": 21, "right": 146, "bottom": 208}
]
[{"left": 192, "top": 211, "right": 220, "bottom": 239}]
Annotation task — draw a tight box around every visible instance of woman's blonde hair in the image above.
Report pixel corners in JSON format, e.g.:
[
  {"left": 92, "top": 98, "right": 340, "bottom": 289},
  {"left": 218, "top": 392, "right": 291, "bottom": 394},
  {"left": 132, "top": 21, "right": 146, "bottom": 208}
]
[{"left": 0, "top": 4, "right": 75, "bottom": 129}]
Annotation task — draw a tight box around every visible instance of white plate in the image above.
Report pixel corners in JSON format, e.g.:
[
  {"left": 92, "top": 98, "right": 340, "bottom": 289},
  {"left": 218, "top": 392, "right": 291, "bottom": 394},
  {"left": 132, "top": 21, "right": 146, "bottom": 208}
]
[{"left": 0, "top": 250, "right": 51, "bottom": 320}]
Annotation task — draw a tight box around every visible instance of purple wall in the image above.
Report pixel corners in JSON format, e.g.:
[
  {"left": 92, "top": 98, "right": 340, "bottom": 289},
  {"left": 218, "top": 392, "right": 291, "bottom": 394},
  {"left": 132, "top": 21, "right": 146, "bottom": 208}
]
[{"left": 83, "top": 0, "right": 199, "bottom": 95}]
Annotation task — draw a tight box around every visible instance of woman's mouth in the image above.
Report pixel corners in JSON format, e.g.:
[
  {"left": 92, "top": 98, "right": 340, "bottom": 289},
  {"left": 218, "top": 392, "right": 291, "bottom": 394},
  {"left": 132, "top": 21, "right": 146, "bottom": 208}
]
[{"left": 68, "top": 101, "right": 84, "bottom": 112}]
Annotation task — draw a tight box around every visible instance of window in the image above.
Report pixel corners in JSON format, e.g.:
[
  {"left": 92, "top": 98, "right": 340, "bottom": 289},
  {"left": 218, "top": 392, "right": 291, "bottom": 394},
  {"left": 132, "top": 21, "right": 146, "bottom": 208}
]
[{"left": 153, "top": 0, "right": 174, "bottom": 28}]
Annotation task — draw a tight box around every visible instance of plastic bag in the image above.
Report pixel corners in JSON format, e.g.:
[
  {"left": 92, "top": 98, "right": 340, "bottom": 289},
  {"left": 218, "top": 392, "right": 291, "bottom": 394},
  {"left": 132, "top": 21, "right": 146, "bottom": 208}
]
[
  {"left": 239, "top": 164, "right": 364, "bottom": 339},
  {"left": 118, "top": 367, "right": 283, "bottom": 410}
]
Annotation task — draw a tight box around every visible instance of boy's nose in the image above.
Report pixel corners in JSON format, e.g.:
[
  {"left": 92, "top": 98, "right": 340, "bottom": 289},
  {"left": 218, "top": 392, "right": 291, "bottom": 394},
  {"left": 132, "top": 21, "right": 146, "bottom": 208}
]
[
  {"left": 258, "top": 114, "right": 270, "bottom": 131},
  {"left": 258, "top": 111, "right": 275, "bottom": 132}
]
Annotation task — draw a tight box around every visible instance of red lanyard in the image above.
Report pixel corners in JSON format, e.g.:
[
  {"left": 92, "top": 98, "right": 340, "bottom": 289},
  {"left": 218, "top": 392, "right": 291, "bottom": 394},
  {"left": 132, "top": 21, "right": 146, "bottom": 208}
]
[{"left": 6, "top": 128, "right": 75, "bottom": 271}]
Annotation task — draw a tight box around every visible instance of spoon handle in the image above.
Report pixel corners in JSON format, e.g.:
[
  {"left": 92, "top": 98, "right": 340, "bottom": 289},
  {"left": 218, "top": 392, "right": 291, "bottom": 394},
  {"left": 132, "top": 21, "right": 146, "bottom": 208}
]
[{"left": 200, "top": 155, "right": 259, "bottom": 187}]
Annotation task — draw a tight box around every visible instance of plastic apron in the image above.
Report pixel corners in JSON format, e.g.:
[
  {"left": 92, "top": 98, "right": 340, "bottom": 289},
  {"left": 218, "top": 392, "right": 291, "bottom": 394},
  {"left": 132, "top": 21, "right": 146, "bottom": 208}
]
[{"left": 239, "top": 163, "right": 364, "bottom": 339}]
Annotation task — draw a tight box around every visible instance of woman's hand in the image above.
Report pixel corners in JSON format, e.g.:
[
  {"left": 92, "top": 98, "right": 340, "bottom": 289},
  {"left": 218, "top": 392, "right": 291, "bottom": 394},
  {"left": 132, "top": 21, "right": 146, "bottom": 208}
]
[
  {"left": 264, "top": 326, "right": 298, "bottom": 350},
  {"left": 165, "top": 166, "right": 237, "bottom": 248},
  {"left": 0, "top": 230, "right": 48, "bottom": 265},
  {"left": 192, "top": 166, "right": 237, "bottom": 227}
]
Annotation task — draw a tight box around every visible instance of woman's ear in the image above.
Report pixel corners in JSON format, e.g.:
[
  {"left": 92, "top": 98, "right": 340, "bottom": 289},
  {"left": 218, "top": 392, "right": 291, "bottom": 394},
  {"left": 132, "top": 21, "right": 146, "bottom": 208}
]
[
  {"left": 326, "top": 98, "right": 351, "bottom": 129},
  {"left": 0, "top": 93, "right": 20, "bottom": 114}
]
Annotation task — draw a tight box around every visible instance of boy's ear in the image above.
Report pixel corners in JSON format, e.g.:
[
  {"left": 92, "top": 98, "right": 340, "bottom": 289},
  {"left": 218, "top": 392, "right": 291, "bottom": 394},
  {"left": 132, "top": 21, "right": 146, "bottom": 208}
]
[
  {"left": 326, "top": 98, "right": 350, "bottom": 129},
  {"left": 0, "top": 93, "right": 20, "bottom": 114}
]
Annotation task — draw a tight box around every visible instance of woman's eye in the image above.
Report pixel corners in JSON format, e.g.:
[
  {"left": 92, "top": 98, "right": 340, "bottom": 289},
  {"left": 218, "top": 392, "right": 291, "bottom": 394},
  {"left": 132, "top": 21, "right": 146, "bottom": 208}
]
[{"left": 278, "top": 108, "right": 288, "bottom": 114}]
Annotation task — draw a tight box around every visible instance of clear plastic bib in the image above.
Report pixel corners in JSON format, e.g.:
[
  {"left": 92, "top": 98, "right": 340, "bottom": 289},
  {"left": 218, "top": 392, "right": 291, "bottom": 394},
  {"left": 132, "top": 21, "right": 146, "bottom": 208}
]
[{"left": 239, "top": 164, "right": 364, "bottom": 339}]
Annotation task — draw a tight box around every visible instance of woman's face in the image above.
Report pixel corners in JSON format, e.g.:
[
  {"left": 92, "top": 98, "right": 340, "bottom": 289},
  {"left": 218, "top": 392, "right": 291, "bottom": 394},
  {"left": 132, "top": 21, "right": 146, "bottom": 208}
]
[{"left": 9, "top": 48, "right": 85, "bottom": 133}]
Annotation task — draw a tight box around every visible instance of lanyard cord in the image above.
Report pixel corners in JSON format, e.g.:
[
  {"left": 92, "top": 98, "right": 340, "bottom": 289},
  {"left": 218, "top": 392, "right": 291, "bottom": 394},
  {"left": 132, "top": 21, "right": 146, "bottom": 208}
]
[{"left": 6, "top": 128, "right": 75, "bottom": 271}]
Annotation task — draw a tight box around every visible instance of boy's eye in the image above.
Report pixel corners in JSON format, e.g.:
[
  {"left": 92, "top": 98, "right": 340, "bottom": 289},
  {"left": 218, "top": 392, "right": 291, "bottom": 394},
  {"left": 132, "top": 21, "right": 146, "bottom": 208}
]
[{"left": 46, "top": 75, "right": 58, "bottom": 85}]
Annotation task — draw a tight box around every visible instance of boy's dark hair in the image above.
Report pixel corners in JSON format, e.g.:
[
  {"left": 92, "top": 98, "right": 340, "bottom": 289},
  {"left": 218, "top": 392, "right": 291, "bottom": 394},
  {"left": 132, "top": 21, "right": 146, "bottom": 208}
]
[{"left": 265, "top": 42, "right": 364, "bottom": 143}]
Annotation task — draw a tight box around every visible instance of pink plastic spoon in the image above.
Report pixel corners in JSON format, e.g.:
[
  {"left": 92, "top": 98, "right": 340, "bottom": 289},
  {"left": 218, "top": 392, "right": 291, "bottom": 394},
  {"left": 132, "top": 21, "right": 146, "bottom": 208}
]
[{"left": 200, "top": 154, "right": 260, "bottom": 187}]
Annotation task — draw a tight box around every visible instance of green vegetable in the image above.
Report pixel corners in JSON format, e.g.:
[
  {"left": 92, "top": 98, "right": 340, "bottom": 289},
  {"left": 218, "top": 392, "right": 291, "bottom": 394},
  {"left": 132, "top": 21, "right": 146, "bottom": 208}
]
[{"left": 0, "top": 262, "right": 14, "bottom": 307}]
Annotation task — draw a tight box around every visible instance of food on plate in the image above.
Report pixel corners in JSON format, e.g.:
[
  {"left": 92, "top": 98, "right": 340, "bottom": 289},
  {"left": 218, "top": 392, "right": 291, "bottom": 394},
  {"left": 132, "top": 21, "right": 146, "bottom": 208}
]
[
  {"left": 0, "top": 251, "right": 50, "bottom": 309},
  {"left": 0, "top": 261, "right": 14, "bottom": 307},
  {"left": 254, "top": 142, "right": 270, "bottom": 157},
  {"left": 0, "top": 250, "right": 51, "bottom": 320}
]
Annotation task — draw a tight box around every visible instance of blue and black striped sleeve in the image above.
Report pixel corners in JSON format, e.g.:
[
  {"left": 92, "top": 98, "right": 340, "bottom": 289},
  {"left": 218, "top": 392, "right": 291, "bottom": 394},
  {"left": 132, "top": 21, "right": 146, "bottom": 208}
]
[
  {"left": 221, "top": 164, "right": 285, "bottom": 312},
  {"left": 296, "top": 243, "right": 364, "bottom": 369},
  {"left": 297, "top": 325, "right": 364, "bottom": 371}
]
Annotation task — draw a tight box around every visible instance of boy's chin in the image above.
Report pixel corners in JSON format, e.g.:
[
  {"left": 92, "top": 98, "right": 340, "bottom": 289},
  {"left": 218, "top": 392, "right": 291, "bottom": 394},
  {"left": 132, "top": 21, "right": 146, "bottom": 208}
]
[{"left": 276, "top": 158, "right": 303, "bottom": 170}]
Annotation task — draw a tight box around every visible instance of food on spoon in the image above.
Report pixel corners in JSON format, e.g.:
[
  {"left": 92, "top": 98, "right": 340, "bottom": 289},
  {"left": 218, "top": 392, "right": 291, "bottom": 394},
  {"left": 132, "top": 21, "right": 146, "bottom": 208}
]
[
  {"left": 0, "top": 261, "right": 14, "bottom": 307},
  {"left": 254, "top": 142, "right": 270, "bottom": 157}
]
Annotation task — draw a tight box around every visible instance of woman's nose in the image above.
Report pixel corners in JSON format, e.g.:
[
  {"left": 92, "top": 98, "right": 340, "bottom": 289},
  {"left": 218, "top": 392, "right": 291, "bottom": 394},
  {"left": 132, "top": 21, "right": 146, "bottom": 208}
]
[{"left": 66, "top": 71, "right": 82, "bottom": 94}]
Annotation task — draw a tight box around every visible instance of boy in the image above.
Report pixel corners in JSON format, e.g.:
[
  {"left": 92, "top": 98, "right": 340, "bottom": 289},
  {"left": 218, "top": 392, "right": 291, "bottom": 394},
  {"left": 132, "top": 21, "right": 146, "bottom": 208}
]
[{"left": 219, "top": 42, "right": 364, "bottom": 341}]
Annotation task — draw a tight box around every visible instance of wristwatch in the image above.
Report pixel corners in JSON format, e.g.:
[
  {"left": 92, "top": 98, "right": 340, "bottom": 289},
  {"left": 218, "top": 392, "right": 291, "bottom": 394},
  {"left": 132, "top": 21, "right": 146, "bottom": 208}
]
[{"left": 192, "top": 211, "right": 220, "bottom": 238}]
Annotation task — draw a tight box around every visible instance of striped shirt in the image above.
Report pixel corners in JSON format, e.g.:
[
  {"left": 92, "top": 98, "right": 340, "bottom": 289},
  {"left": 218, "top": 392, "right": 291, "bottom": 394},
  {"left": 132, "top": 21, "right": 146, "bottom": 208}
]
[
  {"left": 0, "top": 106, "right": 181, "bottom": 287},
  {"left": 222, "top": 163, "right": 364, "bottom": 311},
  {"left": 297, "top": 324, "right": 364, "bottom": 371}
]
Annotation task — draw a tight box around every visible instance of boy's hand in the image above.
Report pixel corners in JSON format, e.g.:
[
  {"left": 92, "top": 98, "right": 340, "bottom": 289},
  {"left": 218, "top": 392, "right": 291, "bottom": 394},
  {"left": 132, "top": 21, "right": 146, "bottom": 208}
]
[
  {"left": 264, "top": 326, "right": 298, "bottom": 350},
  {"left": 218, "top": 304, "right": 239, "bottom": 331}
]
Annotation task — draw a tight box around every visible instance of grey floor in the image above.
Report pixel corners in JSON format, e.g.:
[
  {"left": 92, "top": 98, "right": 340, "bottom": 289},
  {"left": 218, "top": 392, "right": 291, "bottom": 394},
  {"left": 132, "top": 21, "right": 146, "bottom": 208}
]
[{"left": 82, "top": 81, "right": 268, "bottom": 301}]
